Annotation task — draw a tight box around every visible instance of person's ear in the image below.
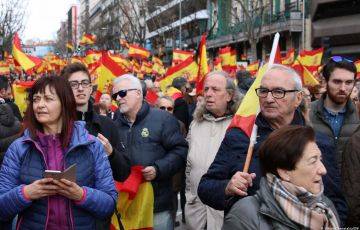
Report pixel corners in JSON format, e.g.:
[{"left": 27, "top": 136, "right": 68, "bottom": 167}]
[
  {"left": 277, "top": 168, "right": 291, "bottom": 182},
  {"left": 294, "top": 91, "right": 303, "bottom": 108}
]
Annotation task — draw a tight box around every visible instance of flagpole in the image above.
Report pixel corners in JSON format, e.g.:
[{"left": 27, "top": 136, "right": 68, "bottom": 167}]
[{"left": 243, "top": 32, "right": 280, "bottom": 173}]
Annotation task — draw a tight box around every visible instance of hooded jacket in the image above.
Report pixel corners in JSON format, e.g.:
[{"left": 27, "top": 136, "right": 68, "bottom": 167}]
[{"left": 0, "top": 121, "right": 117, "bottom": 229}]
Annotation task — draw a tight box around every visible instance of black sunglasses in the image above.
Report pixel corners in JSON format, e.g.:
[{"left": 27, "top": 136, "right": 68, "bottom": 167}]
[
  {"left": 112, "top": 88, "right": 138, "bottom": 100},
  {"left": 159, "top": 106, "right": 174, "bottom": 112},
  {"left": 331, "top": 56, "right": 353, "bottom": 63}
]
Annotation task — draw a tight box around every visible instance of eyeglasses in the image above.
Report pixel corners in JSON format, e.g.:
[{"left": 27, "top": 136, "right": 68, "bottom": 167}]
[
  {"left": 112, "top": 88, "right": 138, "bottom": 100},
  {"left": 255, "top": 88, "right": 299, "bottom": 99},
  {"left": 159, "top": 106, "right": 174, "bottom": 112},
  {"left": 331, "top": 56, "right": 353, "bottom": 63},
  {"left": 69, "top": 80, "right": 91, "bottom": 89}
]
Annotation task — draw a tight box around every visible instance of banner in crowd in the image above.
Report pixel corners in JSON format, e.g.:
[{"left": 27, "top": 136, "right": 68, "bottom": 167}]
[
  {"left": 12, "top": 81, "right": 34, "bottom": 115},
  {"left": 111, "top": 166, "right": 154, "bottom": 230}
]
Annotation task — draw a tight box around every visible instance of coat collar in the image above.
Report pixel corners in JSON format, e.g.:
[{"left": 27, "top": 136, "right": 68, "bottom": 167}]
[
  {"left": 256, "top": 109, "right": 305, "bottom": 132},
  {"left": 117, "top": 101, "right": 150, "bottom": 126},
  {"left": 314, "top": 94, "right": 355, "bottom": 118}
]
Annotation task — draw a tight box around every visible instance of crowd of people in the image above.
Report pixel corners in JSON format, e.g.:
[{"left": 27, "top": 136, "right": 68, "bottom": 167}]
[{"left": 0, "top": 56, "right": 359, "bottom": 229}]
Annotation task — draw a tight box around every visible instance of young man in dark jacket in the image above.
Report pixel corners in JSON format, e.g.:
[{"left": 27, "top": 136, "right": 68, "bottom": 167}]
[
  {"left": 197, "top": 64, "right": 348, "bottom": 225},
  {"left": 113, "top": 74, "right": 188, "bottom": 230},
  {"left": 61, "top": 63, "right": 130, "bottom": 182},
  {"left": 0, "top": 76, "right": 22, "bottom": 121}
]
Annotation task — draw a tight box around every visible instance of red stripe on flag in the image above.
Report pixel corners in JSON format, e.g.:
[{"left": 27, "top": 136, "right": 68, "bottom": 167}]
[
  {"left": 228, "top": 114, "right": 257, "bottom": 137},
  {"left": 101, "top": 52, "right": 127, "bottom": 76}
]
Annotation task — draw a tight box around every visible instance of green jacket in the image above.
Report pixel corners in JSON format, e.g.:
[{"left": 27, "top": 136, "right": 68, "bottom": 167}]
[{"left": 309, "top": 95, "right": 359, "bottom": 170}]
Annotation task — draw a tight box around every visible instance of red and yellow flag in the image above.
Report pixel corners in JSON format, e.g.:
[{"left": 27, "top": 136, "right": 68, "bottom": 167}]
[
  {"left": 228, "top": 64, "right": 268, "bottom": 136},
  {"left": 282, "top": 48, "right": 295, "bottom": 65},
  {"left": 159, "top": 56, "right": 198, "bottom": 92},
  {"left": 128, "top": 44, "right": 150, "bottom": 60},
  {"left": 296, "top": 47, "right": 323, "bottom": 73},
  {"left": 111, "top": 166, "right": 154, "bottom": 230},
  {"left": 12, "top": 81, "right": 35, "bottom": 116},
  {"left": 213, "top": 57, "right": 222, "bottom": 71},
  {"left": 292, "top": 59, "right": 320, "bottom": 87},
  {"left": 355, "top": 60, "right": 360, "bottom": 79},
  {"left": 219, "top": 47, "right": 237, "bottom": 73},
  {"left": 172, "top": 49, "right": 193, "bottom": 66},
  {"left": 79, "top": 33, "right": 96, "bottom": 46},
  {"left": 109, "top": 53, "right": 131, "bottom": 71},
  {"left": 140, "top": 61, "right": 153, "bottom": 74},
  {"left": 165, "top": 86, "right": 183, "bottom": 101},
  {"left": 12, "top": 33, "right": 42, "bottom": 72},
  {"left": 0, "top": 62, "right": 10, "bottom": 75},
  {"left": 196, "top": 33, "right": 209, "bottom": 94},
  {"left": 246, "top": 61, "right": 260, "bottom": 76},
  {"left": 94, "top": 51, "right": 128, "bottom": 93}
]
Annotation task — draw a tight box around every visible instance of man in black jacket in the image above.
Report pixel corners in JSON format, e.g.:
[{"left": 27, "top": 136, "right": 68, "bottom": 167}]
[
  {"left": 61, "top": 63, "right": 130, "bottom": 182},
  {"left": 113, "top": 74, "right": 188, "bottom": 230}
]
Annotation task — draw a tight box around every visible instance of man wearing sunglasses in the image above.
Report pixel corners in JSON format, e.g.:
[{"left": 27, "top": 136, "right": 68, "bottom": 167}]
[
  {"left": 309, "top": 57, "right": 359, "bottom": 171},
  {"left": 112, "top": 74, "right": 188, "bottom": 230},
  {"left": 198, "top": 64, "right": 347, "bottom": 225},
  {"left": 61, "top": 63, "right": 130, "bottom": 183}
]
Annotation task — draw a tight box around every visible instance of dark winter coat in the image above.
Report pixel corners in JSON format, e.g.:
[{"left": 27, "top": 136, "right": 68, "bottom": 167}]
[{"left": 115, "top": 101, "right": 188, "bottom": 212}]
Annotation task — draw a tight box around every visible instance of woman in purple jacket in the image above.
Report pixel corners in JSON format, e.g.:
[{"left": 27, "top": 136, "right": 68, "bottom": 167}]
[{"left": 0, "top": 76, "right": 117, "bottom": 229}]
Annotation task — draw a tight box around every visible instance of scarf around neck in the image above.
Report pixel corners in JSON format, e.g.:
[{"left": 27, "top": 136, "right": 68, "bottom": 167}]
[{"left": 266, "top": 173, "right": 339, "bottom": 229}]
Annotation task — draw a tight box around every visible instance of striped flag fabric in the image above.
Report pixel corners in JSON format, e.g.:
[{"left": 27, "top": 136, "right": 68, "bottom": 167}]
[
  {"left": 159, "top": 56, "right": 198, "bottom": 92},
  {"left": 282, "top": 48, "right": 295, "bottom": 65},
  {"left": 296, "top": 47, "right": 323, "bottom": 73},
  {"left": 246, "top": 61, "right": 260, "bottom": 76},
  {"left": 12, "top": 81, "right": 35, "bottom": 116},
  {"left": 219, "top": 46, "right": 237, "bottom": 73},
  {"left": 79, "top": 33, "right": 96, "bottom": 46},
  {"left": 165, "top": 86, "right": 183, "bottom": 100},
  {"left": 94, "top": 51, "right": 128, "bottom": 93},
  {"left": 292, "top": 59, "right": 320, "bottom": 87},
  {"left": 128, "top": 44, "right": 150, "bottom": 60},
  {"left": 172, "top": 49, "right": 193, "bottom": 66},
  {"left": 213, "top": 57, "right": 222, "bottom": 71},
  {"left": 0, "top": 62, "right": 10, "bottom": 75},
  {"left": 355, "top": 60, "right": 360, "bottom": 78},
  {"left": 66, "top": 42, "right": 74, "bottom": 51},
  {"left": 196, "top": 33, "right": 209, "bottom": 94},
  {"left": 110, "top": 166, "right": 154, "bottom": 230},
  {"left": 12, "top": 33, "right": 42, "bottom": 72}
]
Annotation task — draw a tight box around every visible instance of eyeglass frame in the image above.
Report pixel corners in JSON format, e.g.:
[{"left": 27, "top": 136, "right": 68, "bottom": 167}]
[
  {"left": 69, "top": 80, "right": 91, "bottom": 90},
  {"left": 112, "top": 88, "right": 138, "bottom": 100},
  {"left": 255, "top": 87, "right": 299, "bottom": 99}
]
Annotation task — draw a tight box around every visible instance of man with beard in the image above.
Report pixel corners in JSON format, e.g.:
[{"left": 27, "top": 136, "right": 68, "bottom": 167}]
[{"left": 310, "top": 57, "right": 359, "bottom": 171}]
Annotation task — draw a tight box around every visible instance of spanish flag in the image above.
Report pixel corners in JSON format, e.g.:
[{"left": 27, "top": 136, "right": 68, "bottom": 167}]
[
  {"left": 165, "top": 86, "right": 183, "bottom": 100},
  {"left": 219, "top": 47, "right": 237, "bottom": 73},
  {"left": 128, "top": 44, "right": 150, "bottom": 60},
  {"left": 213, "top": 57, "right": 222, "bottom": 71},
  {"left": 95, "top": 51, "right": 128, "bottom": 93},
  {"left": 109, "top": 53, "right": 132, "bottom": 71},
  {"left": 111, "top": 166, "right": 154, "bottom": 230},
  {"left": 281, "top": 48, "right": 295, "bottom": 65},
  {"left": 12, "top": 33, "right": 42, "bottom": 72},
  {"left": 196, "top": 33, "right": 209, "bottom": 94},
  {"left": 12, "top": 81, "right": 34, "bottom": 116},
  {"left": 296, "top": 47, "right": 323, "bottom": 73},
  {"left": 70, "top": 56, "right": 86, "bottom": 65},
  {"left": 159, "top": 56, "right": 198, "bottom": 92},
  {"left": 172, "top": 49, "right": 193, "bottom": 66},
  {"left": 292, "top": 59, "right": 320, "bottom": 87},
  {"left": 79, "top": 33, "right": 96, "bottom": 46},
  {"left": 0, "top": 62, "right": 10, "bottom": 75},
  {"left": 66, "top": 42, "right": 74, "bottom": 51},
  {"left": 140, "top": 61, "right": 153, "bottom": 74},
  {"left": 246, "top": 61, "right": 260, "bottom": 76},
  {"left": 355, "top": 60, "right": 360, "bottom": 79}
]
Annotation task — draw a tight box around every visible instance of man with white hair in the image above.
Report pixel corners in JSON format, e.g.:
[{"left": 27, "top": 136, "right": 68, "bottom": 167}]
[
  {"left": 185, "top": 71, "right": 242, "bottom": 230},
  {"left": 197, "top": 64, "right": 347, "bottom": 224},
  {"left": 113, "top": 74, "right": 188, "bottom": 230}
]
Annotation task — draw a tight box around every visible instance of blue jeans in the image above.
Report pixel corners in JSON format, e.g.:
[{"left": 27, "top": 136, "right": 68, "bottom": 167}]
[{"left": 154, "top": 210, "right": 174, "bottom": 230}]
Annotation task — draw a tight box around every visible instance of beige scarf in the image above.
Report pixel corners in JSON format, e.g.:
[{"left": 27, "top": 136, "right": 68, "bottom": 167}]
[{"left": 266, "top": 173, "right": 339, "bottom": 229}]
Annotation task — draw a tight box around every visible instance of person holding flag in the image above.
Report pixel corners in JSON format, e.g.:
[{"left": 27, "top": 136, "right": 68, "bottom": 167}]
[{"left": 197, "top": 64, "right": 347, "bottom": 225}]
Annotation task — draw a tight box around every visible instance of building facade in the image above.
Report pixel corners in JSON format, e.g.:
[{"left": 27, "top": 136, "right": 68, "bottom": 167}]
[{"left": 311, "top": 0, "right": 360, "bottom": 59}]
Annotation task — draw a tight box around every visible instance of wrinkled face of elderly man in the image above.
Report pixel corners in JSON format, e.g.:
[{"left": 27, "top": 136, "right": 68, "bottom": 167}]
[
  {"left": 204, "top": 74, "right": 232, "bottom": 117},
  {"left": 257, "top": 68, "right": 303, "bottom": 127}
]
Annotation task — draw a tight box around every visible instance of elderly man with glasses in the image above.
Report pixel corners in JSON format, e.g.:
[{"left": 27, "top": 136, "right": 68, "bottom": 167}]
[
  {"left": 198, "top": 64, "right": 348, "bottom": 225},
  {"left": 112, "top": 74, "right": 188, "bottom": 230}
]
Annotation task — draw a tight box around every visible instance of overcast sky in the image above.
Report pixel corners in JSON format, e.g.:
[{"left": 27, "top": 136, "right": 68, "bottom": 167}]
[{"left": 23, "top": 0, "right": 78, "bottom": 41}]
